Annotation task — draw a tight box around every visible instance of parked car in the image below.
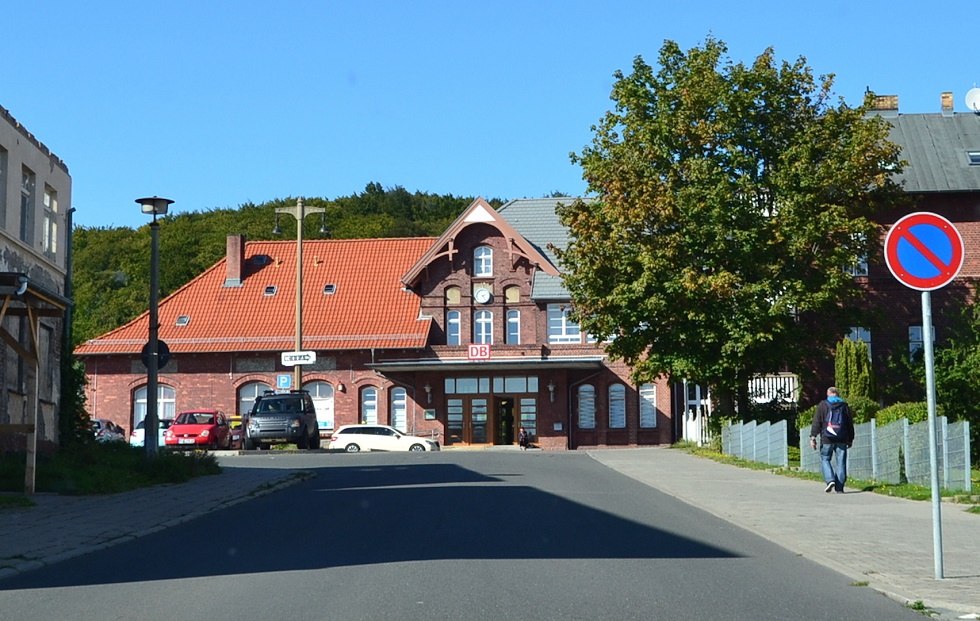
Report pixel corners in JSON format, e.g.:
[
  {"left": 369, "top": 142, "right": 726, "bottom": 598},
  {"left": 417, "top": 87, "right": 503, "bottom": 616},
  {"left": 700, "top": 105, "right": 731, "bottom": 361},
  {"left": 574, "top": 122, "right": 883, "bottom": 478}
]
[
  {"left": 328, "top": 424, "right": 440, "bottom": 452},
  {"left": 129, "top": 418, "right": 174, "bottom": 448},
  {"left": 228, "top": 416, "right": 244, "bottom": 450},
  {"left": 164, "top": 409, "right": 231, "bottom": 450},
  {"left": 91, "top": 418, "right": 125, "bottom": 443},
  {"left": 243, "top": 390, "right": 319, "bottom": 450}
]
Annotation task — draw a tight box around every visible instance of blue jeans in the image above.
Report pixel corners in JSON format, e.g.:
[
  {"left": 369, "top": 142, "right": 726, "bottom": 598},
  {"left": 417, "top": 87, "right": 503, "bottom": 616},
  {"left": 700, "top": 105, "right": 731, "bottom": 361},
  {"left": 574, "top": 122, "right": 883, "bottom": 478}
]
[{"left": 820, "top": 442, "right": 848, "bottom": 491}]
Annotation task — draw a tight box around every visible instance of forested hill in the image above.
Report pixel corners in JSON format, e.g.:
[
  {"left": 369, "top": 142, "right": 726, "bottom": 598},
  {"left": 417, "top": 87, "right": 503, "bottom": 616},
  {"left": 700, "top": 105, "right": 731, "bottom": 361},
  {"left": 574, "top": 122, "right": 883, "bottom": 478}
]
[{"left": 71, "top": 183, "right": 503, "bottom": 346}]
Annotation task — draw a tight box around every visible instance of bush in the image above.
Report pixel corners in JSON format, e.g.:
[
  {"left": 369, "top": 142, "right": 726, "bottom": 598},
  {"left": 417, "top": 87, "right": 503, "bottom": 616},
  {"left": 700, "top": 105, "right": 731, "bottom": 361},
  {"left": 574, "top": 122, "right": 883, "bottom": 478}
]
[
  {"left": 875, "top": 402, "right": 934, "bottom": 426},
  {"left": 845, "top": 396, "right": 880, "bottom": 425}
]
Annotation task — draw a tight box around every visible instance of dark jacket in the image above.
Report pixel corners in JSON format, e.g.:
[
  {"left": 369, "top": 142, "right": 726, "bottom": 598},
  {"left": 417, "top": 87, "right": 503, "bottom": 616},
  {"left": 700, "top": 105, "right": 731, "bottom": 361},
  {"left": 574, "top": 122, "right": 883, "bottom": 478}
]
[{"left": 810, "top": 398, "right": 855, "bottom": 446}]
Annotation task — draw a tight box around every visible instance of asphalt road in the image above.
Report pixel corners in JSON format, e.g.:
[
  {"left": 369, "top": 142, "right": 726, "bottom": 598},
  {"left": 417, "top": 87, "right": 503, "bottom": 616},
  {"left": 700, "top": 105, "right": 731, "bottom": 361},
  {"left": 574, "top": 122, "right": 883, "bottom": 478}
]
[{"left": 0, "top": 451, "right": 925, "bottom": 621}]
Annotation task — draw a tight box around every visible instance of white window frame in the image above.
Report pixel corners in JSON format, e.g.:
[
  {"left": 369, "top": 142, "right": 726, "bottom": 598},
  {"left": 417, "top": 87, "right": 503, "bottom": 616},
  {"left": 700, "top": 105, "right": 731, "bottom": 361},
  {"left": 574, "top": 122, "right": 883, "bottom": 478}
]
[
  {"left": 548, "top": 304, "right": 581, "bottom": 344},
  {"left": 578, "top": 384, "right": 596, "bottom": 429},
  {"left": 304, "top": 380, "right": 335, "bottom": 431},
  {"left": 848, "top": 326, "right": 872, "bottom": 357},
  {"left": 608, "top": 383, "right": 626, "bottom": 429},
  {"left": 237, "top": 381, "right": 272, "bottom": 416},
  {"left": 474, "top": 245, "right": 493, "bottom": 277},
  {"left": 390, "top": 387, "right": 408, "bottom": 432},
  {"left": 446, "top": 310, "right": 461, "bottom": 345},
  {"left": 134, "top": 384, "right": 177, "bottom": 427},
  {"left": 42, "top": 186, "right": 58, "bottom": 256},
  {"left": 361, "top": 387, "right": 378, "bottom": 424},
  {"left": 506, "top": 309, "right": 520, "bottom": 344},
  {"left": 474, "top": 309, "right": 493, "bottom": 344},
  {"left": 639, "top": 383, "right": 657, "bottom": 428}
]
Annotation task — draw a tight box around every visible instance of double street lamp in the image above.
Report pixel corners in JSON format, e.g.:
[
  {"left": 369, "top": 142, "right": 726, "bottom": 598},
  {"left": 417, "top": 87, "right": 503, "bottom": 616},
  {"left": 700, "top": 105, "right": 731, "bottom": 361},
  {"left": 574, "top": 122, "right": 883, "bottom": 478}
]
[
  {"left": 274, "top": 198, "right": 326, "bottom": 391},
  {"left": 136, "top": 196, "right": 173, "bottom": 458}
]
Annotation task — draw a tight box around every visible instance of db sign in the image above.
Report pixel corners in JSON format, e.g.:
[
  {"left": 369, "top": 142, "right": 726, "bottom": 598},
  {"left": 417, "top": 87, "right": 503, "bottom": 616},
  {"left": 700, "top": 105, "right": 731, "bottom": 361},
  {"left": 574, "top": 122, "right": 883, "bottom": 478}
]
[{"left": 468, "top": 344, "right": 491, "bottom": 360}]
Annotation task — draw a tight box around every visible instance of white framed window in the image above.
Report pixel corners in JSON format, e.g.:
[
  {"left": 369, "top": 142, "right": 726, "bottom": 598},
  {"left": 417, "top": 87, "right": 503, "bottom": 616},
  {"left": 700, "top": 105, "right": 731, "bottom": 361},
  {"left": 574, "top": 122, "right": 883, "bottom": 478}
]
[
  {"left": 303, "top": 380, "right": 335, "bottom": 431},
  {"left": 20, "top": 168, "right": 35, "bottom": 244},
  {"left": 848, "top": 326, "right": 872, "bottom": 357},
  {"left": 474, "top": 309, "right": 493, "bottom": 344},
  {"left": 360, "top": 387, "right": 378, "bottom": 424},
  {"left": 639, "top": 383, "right": 657, "bottom": 428},
  {"left": 42, "top": 186, "right": 58, "bottom": 256},
  {"left": 474, "top": 245, "right": 493, "bottom": 277},
  {"left": 578, "top": 384, "right": 596, "bottom": 429},
  {"left": 908, "top": 325, "right": 934, "bottom": 359},
  {"left": 134, "top": 384, "right": 177, "bottom": 427},
  {"left": 390, "top": 387, "right": 407, "bottom": 432},
  {"left": 446, "top": 310, "right": 461, "bottom": 345},
  {"left": 237, "top": 381, "right": 272, "bottom": 416},
  {"left": 0, "top": 147, "right": 8, "bottom": 227},
  {"left": 506, "top": 309, "right": 520, "bottom": 344},
  {"left": 548, "top": 304, "right": 581, "bottom": 344},
  {"left": 608, "top": 383, "right": 626, "bottom": 428}
]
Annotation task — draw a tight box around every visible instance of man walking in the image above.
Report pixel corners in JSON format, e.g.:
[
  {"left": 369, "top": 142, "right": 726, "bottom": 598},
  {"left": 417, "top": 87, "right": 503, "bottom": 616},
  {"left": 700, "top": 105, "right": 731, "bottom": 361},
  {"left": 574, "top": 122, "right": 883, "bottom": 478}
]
[{"left": 809, "top": 387, "right": 855, "bottom": 493}]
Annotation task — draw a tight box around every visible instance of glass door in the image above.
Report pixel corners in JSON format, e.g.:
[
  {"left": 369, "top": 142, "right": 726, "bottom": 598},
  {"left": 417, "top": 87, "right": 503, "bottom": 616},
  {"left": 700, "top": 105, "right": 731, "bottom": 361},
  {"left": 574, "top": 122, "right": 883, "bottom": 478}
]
[{"left": 470, "top": 398, "right": 489, "bottom": 444}]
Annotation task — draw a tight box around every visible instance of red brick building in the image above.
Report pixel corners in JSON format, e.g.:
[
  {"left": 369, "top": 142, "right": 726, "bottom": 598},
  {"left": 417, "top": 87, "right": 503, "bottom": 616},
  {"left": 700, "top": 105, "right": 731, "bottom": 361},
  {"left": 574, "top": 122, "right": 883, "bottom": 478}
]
[{"left": 75, "top": 198, "right": 673, "bottom": 449}]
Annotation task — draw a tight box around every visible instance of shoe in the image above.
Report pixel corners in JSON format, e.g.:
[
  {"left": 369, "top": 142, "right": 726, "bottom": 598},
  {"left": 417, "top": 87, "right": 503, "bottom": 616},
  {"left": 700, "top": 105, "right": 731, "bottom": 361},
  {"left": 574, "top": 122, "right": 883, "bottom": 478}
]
[
  {"left": 824, "top": 482, "right": 835, "bottom": 493},
  {"left": 835, "top": 489, "right": 844, "bottom": 494}
]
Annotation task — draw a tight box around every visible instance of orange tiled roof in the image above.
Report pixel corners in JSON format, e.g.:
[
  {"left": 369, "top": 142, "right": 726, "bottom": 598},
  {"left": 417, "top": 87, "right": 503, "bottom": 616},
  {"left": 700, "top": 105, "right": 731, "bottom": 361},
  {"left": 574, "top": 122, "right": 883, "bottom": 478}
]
[{"left": 75, "top": 238, "right": 435, "bottom": 356}]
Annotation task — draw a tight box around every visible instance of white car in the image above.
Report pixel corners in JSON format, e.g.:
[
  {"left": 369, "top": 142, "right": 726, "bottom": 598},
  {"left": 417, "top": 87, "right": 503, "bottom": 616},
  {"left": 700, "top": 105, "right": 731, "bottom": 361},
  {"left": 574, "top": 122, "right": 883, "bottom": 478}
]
[
  {"left": 328, "top": 425, "right": 440, "bottom": 452},
  {"left": 129, "top": 419, "right": 173, "bottom": 448}
]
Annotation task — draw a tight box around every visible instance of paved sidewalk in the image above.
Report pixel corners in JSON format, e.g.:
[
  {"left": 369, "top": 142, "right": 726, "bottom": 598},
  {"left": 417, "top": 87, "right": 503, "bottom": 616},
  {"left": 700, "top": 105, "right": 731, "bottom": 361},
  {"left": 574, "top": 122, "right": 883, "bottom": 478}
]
[
  {"left": 588, "top": 448, "right": 980, "bottom": 620},
  {"left": 0, "top": 465, "right": 307, "bottom": 580}
]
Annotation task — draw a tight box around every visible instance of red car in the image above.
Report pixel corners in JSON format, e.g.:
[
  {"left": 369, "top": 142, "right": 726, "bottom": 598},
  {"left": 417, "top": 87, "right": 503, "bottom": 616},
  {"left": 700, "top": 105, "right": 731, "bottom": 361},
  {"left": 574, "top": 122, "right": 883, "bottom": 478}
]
[{"left": 164, "top": 409, "right": 232, "bottom": 450}]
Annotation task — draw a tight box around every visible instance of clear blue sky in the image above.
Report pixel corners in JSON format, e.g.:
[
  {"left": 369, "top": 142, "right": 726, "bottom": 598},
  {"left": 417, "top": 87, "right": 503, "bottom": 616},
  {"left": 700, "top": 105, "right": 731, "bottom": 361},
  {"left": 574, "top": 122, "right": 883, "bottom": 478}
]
[{"left": 5, "top": 1, "right": 978, "bottom": 229}]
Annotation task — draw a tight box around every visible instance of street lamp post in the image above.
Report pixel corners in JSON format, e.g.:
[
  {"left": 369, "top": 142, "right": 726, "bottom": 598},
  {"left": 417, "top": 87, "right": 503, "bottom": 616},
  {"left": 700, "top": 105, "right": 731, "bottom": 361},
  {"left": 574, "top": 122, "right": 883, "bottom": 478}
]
[
  {"left": 136, "top": 196, "right": 173, "bottom": 458},
  {"left": 274, "top": 198, "right": 326, "bottom": 390}
]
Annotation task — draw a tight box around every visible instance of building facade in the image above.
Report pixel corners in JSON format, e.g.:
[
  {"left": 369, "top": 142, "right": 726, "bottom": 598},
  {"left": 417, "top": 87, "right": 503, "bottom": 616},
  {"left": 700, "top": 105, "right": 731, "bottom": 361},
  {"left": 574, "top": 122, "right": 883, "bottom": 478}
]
[
  {"left": 0, "top": 105, "right": 71, "bottom": 450},
  {"left": 75, "top": 199, "right": 673, "bottom": 450}
]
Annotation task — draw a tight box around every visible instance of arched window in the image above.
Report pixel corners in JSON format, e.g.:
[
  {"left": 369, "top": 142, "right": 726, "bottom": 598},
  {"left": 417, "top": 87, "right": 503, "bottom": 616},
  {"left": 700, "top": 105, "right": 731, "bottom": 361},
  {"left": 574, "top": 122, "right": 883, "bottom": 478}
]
[
  {"left": 237, "top": 381, "right": 272, "bottom": 416},
  {"left": 390, "top": 387, "right": 408, "bottom": 432},
  {"left": 474, "top": 309, "right": 493, "bottom": 344},
  {"left": 303, "top": 380, "right": 335, "bottom": 432},
  {"left": 446, "top": 310, "right": 461, "bottom": 346},
  {"left": 639, "top": 383, "right": 657, "bottom": 428},
  {"left": 134, "top": 384, "right": 177, "bottom": 427},
  {"left": 474, "top": 245, "right": 493, "bottom": 277},
  {"left": 361, "top": 386, "right": 378, "bottom": 424},
  {"left": 577, "top": 384, "right": 596, "bottom": 429},
  {"left": 609, "top": 383, "right": 626, "bottom": 428},
  {"left": 506, "top": 309, "right": 520, "bottom": 344}
]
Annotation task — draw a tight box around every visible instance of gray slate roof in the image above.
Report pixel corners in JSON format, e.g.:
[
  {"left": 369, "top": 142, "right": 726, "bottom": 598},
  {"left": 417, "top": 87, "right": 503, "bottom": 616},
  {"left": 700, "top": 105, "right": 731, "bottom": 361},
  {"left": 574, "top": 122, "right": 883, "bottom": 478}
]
[
  {"left": 497, "top": 197, "right": 593, "bottom": 300},
  {"left": 887, "top": 113, "right": 980, "bottom": 192}
]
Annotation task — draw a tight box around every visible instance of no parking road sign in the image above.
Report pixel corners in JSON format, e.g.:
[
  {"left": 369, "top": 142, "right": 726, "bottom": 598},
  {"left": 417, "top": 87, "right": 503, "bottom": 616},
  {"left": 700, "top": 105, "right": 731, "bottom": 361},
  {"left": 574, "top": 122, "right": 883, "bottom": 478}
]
[{"left": 884, "top": 212, "right": 964, "bottom": 291}]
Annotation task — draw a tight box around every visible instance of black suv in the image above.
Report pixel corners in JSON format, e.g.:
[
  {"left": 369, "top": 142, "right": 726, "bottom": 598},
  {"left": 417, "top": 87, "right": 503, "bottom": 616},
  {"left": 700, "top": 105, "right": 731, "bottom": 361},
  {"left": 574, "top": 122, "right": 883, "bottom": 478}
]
[{"left": 244, "top": 390, "right": 320, "bottom": 450}]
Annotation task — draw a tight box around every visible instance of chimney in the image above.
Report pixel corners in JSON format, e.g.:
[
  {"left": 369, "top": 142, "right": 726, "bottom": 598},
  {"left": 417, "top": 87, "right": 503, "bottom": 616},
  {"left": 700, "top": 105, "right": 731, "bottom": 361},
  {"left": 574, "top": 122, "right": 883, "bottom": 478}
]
[
  {"left": 941, "top": 91, "right": 954, "bottom": 116},
  {"left": 865, "top": 91, "right": 899, "bottom": 118},
  {"left": 224, "top": 234, "right": 245, "bottom": 287}
]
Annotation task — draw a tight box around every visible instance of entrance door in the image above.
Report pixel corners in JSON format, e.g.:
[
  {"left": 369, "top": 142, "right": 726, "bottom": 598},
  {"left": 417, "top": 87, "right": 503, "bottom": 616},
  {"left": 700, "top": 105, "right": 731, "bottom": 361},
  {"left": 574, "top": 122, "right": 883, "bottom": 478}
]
[
  {"left": 495, "top": 397, "right": 514, "bottom": 445},
  {"left": 446, "top": 397, "right": 491, "bottom": 445}
]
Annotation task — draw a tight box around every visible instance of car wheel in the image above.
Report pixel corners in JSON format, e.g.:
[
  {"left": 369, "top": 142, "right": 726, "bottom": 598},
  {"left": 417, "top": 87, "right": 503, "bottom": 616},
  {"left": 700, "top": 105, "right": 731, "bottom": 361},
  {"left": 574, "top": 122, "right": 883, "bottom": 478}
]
[
  {"left": 244, "top": 436, "right": 255, "bottom": 450},
  {"left": 297, "top": 430, "right": 309, "bottom": 450},
  {"left": 309, "top": 431, "right": 320, "bottom": 450},
  {"left": 409, "top": 443, "right": 426, "bottom": 452},
  {"left": 344, "top": 443, "right": 360, "bottom": 453}
]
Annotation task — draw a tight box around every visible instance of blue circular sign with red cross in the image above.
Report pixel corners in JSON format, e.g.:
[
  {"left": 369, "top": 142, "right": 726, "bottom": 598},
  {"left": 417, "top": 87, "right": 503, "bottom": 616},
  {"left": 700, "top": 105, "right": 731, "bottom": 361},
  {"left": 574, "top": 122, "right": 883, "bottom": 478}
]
[{"left": 884, "top": 212, "right": 964, "bottom": 291}]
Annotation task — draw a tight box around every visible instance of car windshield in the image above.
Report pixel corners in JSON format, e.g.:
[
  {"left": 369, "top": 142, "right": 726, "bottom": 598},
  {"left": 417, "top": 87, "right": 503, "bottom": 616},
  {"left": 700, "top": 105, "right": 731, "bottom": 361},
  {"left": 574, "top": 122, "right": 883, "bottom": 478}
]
[{"left": 177, "top": 413, "right": 214, "bottom": 425}]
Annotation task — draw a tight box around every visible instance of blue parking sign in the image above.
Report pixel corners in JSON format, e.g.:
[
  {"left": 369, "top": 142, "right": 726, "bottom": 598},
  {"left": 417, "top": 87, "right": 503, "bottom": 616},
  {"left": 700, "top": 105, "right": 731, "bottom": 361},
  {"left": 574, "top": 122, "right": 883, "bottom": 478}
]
[{"left": 277, "top": 374, "right": 292, "bottom": 390}]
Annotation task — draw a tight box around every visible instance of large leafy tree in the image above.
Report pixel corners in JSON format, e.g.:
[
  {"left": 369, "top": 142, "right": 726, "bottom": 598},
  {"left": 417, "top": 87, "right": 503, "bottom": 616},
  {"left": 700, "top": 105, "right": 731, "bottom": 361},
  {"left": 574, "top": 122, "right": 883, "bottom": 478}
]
[{"left": 557, "top": 37, "right": 906, "bottom": 414}]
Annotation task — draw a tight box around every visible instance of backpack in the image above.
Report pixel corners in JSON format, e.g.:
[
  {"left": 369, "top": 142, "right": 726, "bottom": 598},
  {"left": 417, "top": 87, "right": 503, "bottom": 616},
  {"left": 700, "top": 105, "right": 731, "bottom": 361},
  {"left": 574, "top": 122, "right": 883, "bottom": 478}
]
[{"left": 822, "top": 401, "right": 848, "bottom": 442}]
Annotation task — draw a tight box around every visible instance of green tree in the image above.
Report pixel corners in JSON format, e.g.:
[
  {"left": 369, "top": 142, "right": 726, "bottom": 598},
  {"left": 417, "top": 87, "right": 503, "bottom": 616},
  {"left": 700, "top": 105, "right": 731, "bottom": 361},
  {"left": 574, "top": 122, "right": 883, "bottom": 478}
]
[
  {"left": 557, "top": 37, "right": 905, "bottom": 415},
  {"left": 834, "top": 338, "right": 874, "bottom": 400}
]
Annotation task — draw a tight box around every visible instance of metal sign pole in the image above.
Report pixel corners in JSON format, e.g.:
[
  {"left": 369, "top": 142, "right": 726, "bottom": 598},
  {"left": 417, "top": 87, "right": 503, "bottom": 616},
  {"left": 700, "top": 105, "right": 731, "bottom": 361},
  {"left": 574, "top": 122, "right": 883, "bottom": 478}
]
[{"left": 921, "top": 290, "right": 944, "bottom": 580}]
